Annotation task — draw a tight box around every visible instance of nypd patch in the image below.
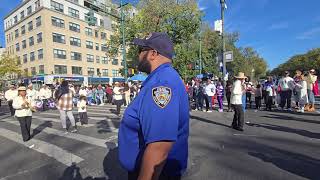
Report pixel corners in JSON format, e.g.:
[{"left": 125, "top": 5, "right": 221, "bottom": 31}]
[{"left": 152, "top": 86, "right": 172, "bottom": 108}]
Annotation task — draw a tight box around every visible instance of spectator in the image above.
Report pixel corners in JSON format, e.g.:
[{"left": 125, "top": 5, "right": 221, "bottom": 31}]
[
  {"left": 204, "top": 79, "right": 216, "bottom": 112},
  {"left": 305, "top": 69, "right": 317, "bottom": 112},
  {"left": 5, "top": 84, "right": 18, "bottom": 116},
  {"left": 278, "top": 71, "right": 294, "bottom": 111}
]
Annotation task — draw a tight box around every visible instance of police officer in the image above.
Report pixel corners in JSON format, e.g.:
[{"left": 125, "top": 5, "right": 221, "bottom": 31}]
[{"left": 118, "top": 32, "right": 189, "bottom": 180}]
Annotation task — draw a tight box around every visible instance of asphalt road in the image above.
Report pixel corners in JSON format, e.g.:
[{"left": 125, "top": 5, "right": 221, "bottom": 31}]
[{"left": 0, "top": 104, "right": 319, "bottom": 180}]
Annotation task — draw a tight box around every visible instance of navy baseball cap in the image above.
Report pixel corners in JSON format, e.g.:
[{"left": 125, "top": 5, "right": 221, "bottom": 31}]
[{"left": 133, "top": 32, "right": 174, "bottom": 59}]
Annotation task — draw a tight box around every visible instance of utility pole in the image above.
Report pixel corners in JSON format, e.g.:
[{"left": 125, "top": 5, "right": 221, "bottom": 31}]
[
  {"left": 120, "top": 0, "right": 127, "bottom": 80},
  {"left": 220, "top": 0, "right": 227, "bottom": 86}
]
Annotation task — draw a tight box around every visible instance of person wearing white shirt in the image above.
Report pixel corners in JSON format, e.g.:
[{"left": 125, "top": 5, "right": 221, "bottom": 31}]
[
  {"left": 26, "top": 84, "right": 38, "bottom": 103},
  {"left": 278, "top": 71, "right": 294, "bottom": 111},
  {"left": 5, "top": 85, "right": 18, "bottom": 116},
  {"left": 231, "top": 72, "right": 246, "bottom": 131},
  {"left": 12, "top": 86, "right": 35, "bottom": 148},
  {"left": 113, "top": 82, "right": 124, "bottom": 116},
  {"left": 79, "top": 86, "right": 87, "bottom": 97},
  {"left": 204, "top": 79, "right": 216, "bottom": 112},
  {"left": 77, "top": 95, "right": 88, "bottom": 126},
  {"left": 38, "top": 85, "right": 52, "bottom": 111},
  {"left": 295, "top": 73, "right": 308, "bottom": 113}
]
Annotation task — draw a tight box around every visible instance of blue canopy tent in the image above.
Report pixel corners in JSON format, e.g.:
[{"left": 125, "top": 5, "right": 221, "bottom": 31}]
[{"left": 129, "top": 73, "right": 148, "bottom": 81}]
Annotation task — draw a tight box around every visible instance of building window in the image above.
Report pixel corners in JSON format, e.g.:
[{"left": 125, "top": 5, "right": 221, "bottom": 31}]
[
  {"left": 72, "top": 66, "right": 82, "bottom": 75},
  {"left": 112, "top": 70, "right": 119, "bottom": 77},
  {"left": 21, "top": 25, "right": 26, "bottom": 35},
  {"left": 35, "top": 0, "right": 40, "bottom": 10},
  {"left": 37, "top": 32, "right": 42, "bottom": 43},
  {"left": 101, "top": 44, "right": 108, "bottom": 52},
  {"left": 38, "top": 49, "right": 43, "bottom": 59},
  {"left": 29, "top": 36, "right": 34, "bottom": 46},
  {"left": 68, "top": 7, "right": 79, "bottom": 18},
  {"left": 69, "top": 22, "right": 80, "bottom": 32},
  {"left": 102, "top": 57, "right": 108, "bottom": 64},
  {"left": 87, "top": 68, "right": 94, "bottom": 76},
  {"left": 15, "top": 29, "right": 19, "bottom": 38},
  {"left": 53, "top": 33, "right": 65, "bottom": 44},
  {"left": 20, "top": 11, "right": 25, "bottom": 19},
  {"left": 54, "top": 65, "right": 67, "bottom": 74},
  {"left": 95, "top": 43, "right": 99, "bottom": 50},
  {"left": 22, "top": 40, "right": 27, "bottom": 49},
  {"left": 53, "top": 49, "right": 66, "bottom": 59},
  {"left": 102, "top": 69, "right": 108, "bottom": 76},
  {"left": 15, "top": 43, "right": 20, "bottom": 52},
  {"left": 71, "top": 52, "right": 82, "bottom": 61},
  {"left": 70, "top": 37, "right": 81, "bottom": 47},
  {"left": 27, "top": 6, "right": 32, "bottom": 15},
  {"left": 86, "top": 41, "right": 93, "bottom": 49},
  {"left": 87, "top": 54, "right": 94, "bottom": 62},
  {"left": 30, "top": 52, "right": 35, "bottom": 61},
  {"left": 28, "top": 21, "right": 33, "bottom": 31},
  {"left": 17, "top": 56, "right": 21, "bottom": 65},
  {"left": 51, "top": 16, "right": 65, "bottom": 28},
  {"left": 51, "top": 0, "right": 64, "bottom": 13},
  {"left": 39, "top": 65, "right": 44, "bottom": 74},
  {"left": 100, "top": 19, "right": 104, "bottom": 27},
  {"left": 14, "top": 16, "right": 18, "bottom": 24},
  {"left": 94, "top": 56, "right": 99, "bottom": 64},
  {"left": 36, "top": 16, "right": 41, "bottom": 27},
  {"left": 95, "top": 30, "right": 99, "bottom": 38},
  {"left": 31, "top": 67, "right": 36, "bottom": 76},
  {"left": 85, "top": 27, "right": 93, "bottom": 36},
  {"left": 70, "top": 0, "right": 79, "bottom": 4},
  {"left": 101, "top": 32, "right": 107, "bottom": 40},
  {"left": 112, "top": 59, "right": 118, "bottom": 65},
  {"left": 23, "top": 54, "right": 28, "bottom": 63}
]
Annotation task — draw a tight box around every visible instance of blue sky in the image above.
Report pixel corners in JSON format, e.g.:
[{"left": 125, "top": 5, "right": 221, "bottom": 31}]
[{"left": 1, "top": 0, "right": 320, "bottom": 69}]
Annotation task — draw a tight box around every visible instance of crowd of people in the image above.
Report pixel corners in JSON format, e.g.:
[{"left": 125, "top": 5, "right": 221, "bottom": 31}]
[{"left": 1, "top": 80, "right": 143, "bottom": 146}]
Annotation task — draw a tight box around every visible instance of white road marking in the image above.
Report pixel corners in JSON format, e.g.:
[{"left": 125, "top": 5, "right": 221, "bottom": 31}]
[
  {"left": 2, "top": 119, "right": 118, "bottom": 148},
  {"left": 0, "top": 128, "right": 83, "bottom": 166}
]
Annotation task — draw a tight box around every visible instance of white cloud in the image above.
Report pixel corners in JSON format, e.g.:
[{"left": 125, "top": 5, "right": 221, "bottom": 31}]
[
  {"left": 297, "top": 27, "right": 320, "bottom": 40},
  {"left": 268, "top": 22, "right": 289, "bottom": 30}
]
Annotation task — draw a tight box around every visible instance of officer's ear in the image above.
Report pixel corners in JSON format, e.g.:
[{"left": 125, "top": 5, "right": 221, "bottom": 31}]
[{"left": 148, "top": 50, "right": 159, "bottom": 61}]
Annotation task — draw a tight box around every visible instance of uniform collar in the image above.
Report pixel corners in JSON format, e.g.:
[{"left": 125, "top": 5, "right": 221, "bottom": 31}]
[{"left": 142, "top": 63, "right": 172, "bottom": 87}]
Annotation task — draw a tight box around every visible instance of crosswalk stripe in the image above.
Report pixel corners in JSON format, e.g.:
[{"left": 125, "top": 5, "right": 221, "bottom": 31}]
[
  {"left": 39, "top": 111, "right": 120, "bottom": 117},
  {"left": 0, "top": 128, "right": 84, "bottom": 166},
  {"left": 31, "top": 116, "right": 119, "bottom": 132},
  {"left": 2, "top": 119, "right": 118, "bottom": 148}
]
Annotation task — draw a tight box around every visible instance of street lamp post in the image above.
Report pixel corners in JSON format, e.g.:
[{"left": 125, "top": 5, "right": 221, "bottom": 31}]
[{"left": 220, "top": 0, "right": 226, "bottom": 85}]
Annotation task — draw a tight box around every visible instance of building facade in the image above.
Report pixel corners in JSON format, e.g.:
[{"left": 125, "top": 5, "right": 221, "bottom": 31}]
[{"left": 4, "top": 0, "right": 124, "bottom": 84}]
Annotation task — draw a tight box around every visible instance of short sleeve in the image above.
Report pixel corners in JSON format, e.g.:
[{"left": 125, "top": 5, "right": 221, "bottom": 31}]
[{"left": 139, "top": 83, "right": 179, "bottom": 145}]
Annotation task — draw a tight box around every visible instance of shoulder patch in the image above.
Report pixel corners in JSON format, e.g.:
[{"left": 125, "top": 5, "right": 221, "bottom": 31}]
[{"left": 152, "top": 86, "right": 172, "bottom": 108}]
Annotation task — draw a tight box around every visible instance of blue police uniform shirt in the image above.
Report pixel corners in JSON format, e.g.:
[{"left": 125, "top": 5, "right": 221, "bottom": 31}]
[{"left": 118, "top": 63, "right": 189, "bottom": 176}]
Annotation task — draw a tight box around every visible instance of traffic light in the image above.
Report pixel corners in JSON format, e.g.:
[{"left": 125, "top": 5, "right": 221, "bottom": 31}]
[{"left": 86, "top": 10, "right": 97, "bottom": 26}]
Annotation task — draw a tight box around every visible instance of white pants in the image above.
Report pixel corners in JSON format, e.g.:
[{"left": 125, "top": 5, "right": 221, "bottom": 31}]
[{"left": 59, "top": 110, "right": 76, "bottom": 129}]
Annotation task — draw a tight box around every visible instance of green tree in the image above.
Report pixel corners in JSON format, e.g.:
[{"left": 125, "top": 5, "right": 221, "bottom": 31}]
[{"left": 0, "top": 54, "right": 21, "bottom": 76}]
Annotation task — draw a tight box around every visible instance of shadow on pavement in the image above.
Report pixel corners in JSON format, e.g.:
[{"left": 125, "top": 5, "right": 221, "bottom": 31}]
[
  {"left": 247, "top": 123, "right": 320, "bottom": 139},
  {"left": 96, "top": 120, "right": 119, "bottom": 134},
  {"left": 59, "top": 145, "right": 127, "bottom": 180},
  {"left": 190, "top": 115, "right": 230, "bottom": 128},
  {"left": 248, "top": 148, "right": 320, "bottom": 180},
  {"left": 32, "top": 121, "right": 53, "bottom": 138},
  {"left": 262, "top": 113, "right": 320, "bottom": 125}
]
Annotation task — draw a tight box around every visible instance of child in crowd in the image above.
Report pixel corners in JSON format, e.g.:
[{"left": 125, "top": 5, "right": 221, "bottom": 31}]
[
  {"left": 254, "top": 84, "right": 262, "bottom": 112},
  {"left": 77, "top": 95, "right": 88, "bottom": 127},
  {"left": 216, "top": 81, "right": 224, "bottom": 112}
]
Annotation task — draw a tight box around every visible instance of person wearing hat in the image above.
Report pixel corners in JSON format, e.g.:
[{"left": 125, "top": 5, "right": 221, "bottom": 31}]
[
  {"left": 305, "top": 69, "right": 318, "bottom": 111},
  {"left": 113, "top": 82, "right": 124, "bottom": 116},
  {"left": 26, "top": 83, "right": 38, "bottom": 105},
  {"left": 278, "top": 71, "right": 294, "bottom": 111},
  {"left": 231, "top": 72, "right": 247, "bottom": 131},
  {"left": 12, "top": 86, "right": 35, "bottom": 146},
  {"left": 5, "top": 84, "right": 18, "bottom": 116},
  {"left": 118, "top": 32, "right": 189, "bottom": 180},
  {"left": 38, "top": 84, "right": 52, "bottom": 111}
]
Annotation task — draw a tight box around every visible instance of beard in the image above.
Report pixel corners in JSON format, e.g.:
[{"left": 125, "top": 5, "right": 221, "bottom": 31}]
[{"left": 137, "top": 53, "right": 152, "bottom": 74}]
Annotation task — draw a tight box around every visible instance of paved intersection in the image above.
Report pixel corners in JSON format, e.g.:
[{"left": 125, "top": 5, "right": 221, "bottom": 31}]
[{"left": 0, "top": 104, "right": 319, "bottom": 180}]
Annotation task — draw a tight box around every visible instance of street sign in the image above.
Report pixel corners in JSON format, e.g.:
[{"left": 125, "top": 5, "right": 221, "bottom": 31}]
[
  {"left": 224, "top": 51, "right": 233, "bottom": 62},
  {"left": 214, "top": 20, "right": 222, "bottom": 35}
]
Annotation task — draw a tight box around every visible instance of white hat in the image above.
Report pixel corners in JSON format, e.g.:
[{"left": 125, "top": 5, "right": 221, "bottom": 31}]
[
  {"left": 18, "top": 86, "right": 27, "bottom": 91},
  {"left": 234, "top": 72, "right": 247, "bottom": 79}
]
